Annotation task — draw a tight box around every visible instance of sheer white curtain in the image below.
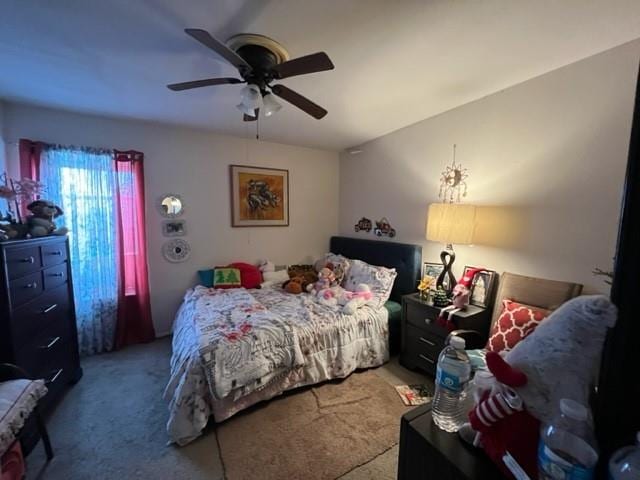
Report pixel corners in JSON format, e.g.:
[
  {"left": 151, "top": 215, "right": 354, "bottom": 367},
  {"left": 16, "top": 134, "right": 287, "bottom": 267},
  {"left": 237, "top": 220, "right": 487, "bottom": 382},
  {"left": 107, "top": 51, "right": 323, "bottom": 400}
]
[{"left": 40, "top": 145, "right": 118, "bottom": 355}]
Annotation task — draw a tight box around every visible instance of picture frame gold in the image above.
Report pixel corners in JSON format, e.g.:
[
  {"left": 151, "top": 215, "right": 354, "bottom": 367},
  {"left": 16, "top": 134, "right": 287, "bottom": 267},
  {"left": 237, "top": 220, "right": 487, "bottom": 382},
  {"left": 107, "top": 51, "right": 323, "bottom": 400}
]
[{"left": 230, "top": 165, "right": 289, "bottom": 227}]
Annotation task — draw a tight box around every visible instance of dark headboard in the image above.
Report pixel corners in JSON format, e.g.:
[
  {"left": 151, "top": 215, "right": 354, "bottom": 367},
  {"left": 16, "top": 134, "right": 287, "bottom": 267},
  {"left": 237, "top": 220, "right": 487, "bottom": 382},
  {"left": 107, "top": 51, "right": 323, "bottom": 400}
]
[{"left": 329, "top": 236, "right": 422, "bottom": 303}]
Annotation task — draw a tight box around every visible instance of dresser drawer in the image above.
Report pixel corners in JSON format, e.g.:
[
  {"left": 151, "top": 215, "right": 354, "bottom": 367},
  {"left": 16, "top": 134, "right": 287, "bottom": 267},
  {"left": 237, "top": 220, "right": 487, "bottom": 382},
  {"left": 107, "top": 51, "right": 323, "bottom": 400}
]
[
  {"left": 9, "top": 271, "right": 44, "bottom": 308},
  {"left": 15, "top": 318, "right": 72, "bottom": 379},
  {"left": 43, "top": 262, "right": 68, "bottom": 290},
  {"left": 41, "top": 243, "right": 67, "bottom": 266},
  {"left": 11, "top": 283, "right": 70, "bottom": 345},
  {"left": 6, "top": 246, "right": 42, "bottom": 280}
]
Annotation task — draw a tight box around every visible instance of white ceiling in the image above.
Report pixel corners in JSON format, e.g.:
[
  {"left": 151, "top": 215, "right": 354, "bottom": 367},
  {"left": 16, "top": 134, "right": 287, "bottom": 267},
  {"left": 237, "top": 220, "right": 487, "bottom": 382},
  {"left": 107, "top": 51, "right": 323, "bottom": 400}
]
[{"left": 1, "top": 0, "right": 639, "bottom": 151}]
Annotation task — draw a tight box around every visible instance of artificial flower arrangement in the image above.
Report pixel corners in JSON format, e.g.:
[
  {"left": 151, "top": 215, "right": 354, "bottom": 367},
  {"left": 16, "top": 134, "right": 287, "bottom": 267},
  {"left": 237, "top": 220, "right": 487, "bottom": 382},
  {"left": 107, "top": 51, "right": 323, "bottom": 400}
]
[
  {"left": 417, "top": 274, "right": 436, "bottom": 301},
  {"left": 0, "top": 172, "right": 49, "bottom": 241}
]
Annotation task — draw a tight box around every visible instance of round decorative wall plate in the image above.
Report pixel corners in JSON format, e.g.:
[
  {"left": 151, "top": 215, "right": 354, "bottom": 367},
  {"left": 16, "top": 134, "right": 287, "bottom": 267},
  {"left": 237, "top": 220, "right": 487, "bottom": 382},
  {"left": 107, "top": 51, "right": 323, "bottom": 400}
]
[{"left": 162, "top": 238, "right": 191, "bottom": 263}]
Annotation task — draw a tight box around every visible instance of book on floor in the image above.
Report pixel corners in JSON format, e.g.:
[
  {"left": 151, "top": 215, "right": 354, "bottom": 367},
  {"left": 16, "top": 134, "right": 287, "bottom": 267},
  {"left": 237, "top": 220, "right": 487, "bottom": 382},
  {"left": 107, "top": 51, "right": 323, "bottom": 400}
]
[{"left": 394, "top": 384, "right": 433, "bottom": 406}]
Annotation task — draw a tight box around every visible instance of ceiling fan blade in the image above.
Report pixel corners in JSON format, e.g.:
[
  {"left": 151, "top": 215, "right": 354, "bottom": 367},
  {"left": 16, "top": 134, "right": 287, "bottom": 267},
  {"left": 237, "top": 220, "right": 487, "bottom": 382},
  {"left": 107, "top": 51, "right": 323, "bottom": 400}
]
[
  {"left": 167, "top": 77, "right": 243, "bottom": 91},
  {"left": 243, "top": 108, "right": 259, "bottom": 121},
  {"left": 272, "top": 52, "right": 334, "bottom": 79},
  {"left": 184, "top": 28, "right": 252, "bottom": 74},
  {"left": 271, "top": 84, "right": 327, "bottom": 119}
]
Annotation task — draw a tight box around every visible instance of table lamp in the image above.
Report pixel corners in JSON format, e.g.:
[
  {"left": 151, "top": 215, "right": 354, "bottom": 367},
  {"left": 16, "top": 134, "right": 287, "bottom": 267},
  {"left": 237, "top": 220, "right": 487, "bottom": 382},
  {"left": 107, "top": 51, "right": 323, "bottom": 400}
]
[{"left": 426, "top": 203, "right": 477, "bottom": 295}]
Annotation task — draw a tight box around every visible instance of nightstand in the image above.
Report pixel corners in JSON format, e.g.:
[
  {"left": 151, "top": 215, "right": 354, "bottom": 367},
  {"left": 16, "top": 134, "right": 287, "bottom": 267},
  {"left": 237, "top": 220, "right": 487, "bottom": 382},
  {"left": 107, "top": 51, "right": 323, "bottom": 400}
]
[{"left": 400, "top": 293, "right": 491, "bottom": 376}]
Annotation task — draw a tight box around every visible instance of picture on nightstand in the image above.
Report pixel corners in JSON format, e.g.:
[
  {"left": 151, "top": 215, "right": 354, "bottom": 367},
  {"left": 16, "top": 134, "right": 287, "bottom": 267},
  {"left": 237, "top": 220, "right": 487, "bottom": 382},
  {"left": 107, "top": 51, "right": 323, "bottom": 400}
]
[
  {"left": 422, "top": 262, "right": 445, "bottom": 290},
  {"left": 463, "top": 266, "right": 497, "bottom": 308}
]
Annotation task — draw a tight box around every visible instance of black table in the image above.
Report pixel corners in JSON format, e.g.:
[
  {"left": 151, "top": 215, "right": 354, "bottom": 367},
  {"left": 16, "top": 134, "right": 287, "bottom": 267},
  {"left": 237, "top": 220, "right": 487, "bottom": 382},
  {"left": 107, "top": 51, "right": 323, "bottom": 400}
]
[{"left": 397, "top": 404, "right": 504, "bottom": 479}]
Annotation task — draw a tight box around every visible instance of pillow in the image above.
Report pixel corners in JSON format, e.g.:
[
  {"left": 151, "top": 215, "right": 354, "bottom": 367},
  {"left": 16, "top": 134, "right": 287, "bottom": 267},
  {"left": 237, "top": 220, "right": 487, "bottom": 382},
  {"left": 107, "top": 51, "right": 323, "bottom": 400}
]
[
  {"left": 486, "top": 299, "right": 552, "bottom": 353},
  {"left": 343, "top": 259, "right": 397, "bottom": 309},
  {"left": 228, "top": 262, "right": 262, "bottom": 289},
  {"left": 213, "top": 267, "right": 242, "bottom": 289},
  {"left": 198, "top": 269, "right": 215, "bottom": 288}
]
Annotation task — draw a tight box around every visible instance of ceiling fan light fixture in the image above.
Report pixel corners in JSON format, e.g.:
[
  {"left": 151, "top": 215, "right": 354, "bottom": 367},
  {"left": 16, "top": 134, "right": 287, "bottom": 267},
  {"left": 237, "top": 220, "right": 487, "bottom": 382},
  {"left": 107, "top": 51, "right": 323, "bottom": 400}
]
[
  {"left": 239, "top": 84, "right": 263, "bottom": 110},
  {"left": 262, "top": 92, "right": 282, "bottom": 117},
  {"left": 236, "top": 102, "right": 256, "bottom": 117}
]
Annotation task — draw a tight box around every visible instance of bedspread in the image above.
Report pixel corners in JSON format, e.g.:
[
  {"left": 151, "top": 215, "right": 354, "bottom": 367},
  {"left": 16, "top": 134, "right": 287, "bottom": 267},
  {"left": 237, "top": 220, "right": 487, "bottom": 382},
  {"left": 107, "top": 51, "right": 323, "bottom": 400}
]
[
  {"left": 191, "top": 287, "right": 304, "bottom": 400},
  {"left": 164, "top": 286, "right": 389, "bottom": 446}
]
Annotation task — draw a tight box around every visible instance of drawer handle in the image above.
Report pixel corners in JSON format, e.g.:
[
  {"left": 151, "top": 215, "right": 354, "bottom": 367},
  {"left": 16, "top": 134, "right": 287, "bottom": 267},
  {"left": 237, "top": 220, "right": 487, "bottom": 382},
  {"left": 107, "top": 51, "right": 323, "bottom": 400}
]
[
  {"left": 419, "top": 354, "right": 435, "bottom": 365},
  {"left": 24, "top": 282, "right": 38, "bottom": 289},
  {"left": 49, "top": 272, "right": 64, "bottom": 278},
  {"left": 419, "top": 336, "right": 436, "bottom": 347},
  {"left": 48, "top": 251, "right": 63, "bottom": 256},
  {"left": 20, "top": 256, "right": 35, "bottom": 264},
  {"left": 40, "top": 336, "right": 61, "bottom": 349},
  {"left": 424, "top": 317, "right": 432, "bottom": 325},
  {"left": 42, "top": 303, "right": 58, "bottom": 314},
  {"left": 47, "top": 369, "right": 63, "bottom": 384}
]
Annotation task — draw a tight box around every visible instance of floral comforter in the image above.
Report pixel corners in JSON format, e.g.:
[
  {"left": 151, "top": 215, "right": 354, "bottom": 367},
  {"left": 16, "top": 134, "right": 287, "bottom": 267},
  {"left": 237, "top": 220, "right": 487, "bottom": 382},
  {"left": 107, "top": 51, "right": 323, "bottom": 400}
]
[{"left": 164, "top": 285, "right": 389, "bottom": 446}]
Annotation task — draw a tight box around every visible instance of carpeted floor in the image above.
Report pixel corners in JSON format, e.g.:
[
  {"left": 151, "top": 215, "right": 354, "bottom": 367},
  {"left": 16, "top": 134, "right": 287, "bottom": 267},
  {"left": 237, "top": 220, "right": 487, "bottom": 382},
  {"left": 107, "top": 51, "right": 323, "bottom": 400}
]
[{"left": 27, "top": 337, "right": 429, "bottom": 480}]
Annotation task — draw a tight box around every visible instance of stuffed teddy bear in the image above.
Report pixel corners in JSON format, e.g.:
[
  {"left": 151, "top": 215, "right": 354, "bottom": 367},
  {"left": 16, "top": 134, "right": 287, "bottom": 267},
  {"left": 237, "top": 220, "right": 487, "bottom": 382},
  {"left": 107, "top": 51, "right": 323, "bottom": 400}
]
[
  {"left": 283, "top": 276, "right": 305, "bottom": 294},
  {"left": 26, "top": 200, "right": 68, "bottom": 237},
  {"left": 458, "top": 295, "right": 617, "bottom": 479},
  {"left": 339, "top": 283, "right": 373, "bottom": 315}
]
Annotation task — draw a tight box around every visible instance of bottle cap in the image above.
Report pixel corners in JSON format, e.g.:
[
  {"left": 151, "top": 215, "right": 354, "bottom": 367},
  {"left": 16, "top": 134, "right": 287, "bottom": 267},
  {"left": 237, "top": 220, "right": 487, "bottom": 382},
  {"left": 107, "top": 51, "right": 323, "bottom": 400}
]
[
  {"left": 560, "top": 398, "right": 588, "bottom": 421},
  {"left": 450, "top": 336, "right": 466, "bottom": 349}
]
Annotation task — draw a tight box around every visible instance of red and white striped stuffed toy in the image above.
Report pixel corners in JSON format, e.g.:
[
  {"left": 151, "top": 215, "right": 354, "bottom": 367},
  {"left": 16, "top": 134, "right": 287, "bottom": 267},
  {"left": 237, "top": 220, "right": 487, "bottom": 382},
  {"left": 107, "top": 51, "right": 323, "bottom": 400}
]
[{"left": 461, "top": 351, "right": 540, "bottom": 479}]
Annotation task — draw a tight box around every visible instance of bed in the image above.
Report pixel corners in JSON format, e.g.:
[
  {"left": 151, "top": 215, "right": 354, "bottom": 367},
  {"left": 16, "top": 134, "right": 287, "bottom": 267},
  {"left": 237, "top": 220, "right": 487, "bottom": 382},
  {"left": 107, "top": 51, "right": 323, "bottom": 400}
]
[{"left": 164, "top": 236, "right": 421, "bottom": 445}]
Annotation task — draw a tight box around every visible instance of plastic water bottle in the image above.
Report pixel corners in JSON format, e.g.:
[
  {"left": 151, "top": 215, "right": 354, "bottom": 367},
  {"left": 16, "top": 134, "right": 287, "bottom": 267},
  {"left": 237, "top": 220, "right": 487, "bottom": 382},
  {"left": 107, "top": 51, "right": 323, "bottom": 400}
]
[
  {"left": 432, "top": 336, "right": 471, "bottom": 433},
  {"left": 538, "top": 399, "right": 599, "bottom": 480},
  {"left": 609, "top": 432, "right": 640, "bottom": 479}
]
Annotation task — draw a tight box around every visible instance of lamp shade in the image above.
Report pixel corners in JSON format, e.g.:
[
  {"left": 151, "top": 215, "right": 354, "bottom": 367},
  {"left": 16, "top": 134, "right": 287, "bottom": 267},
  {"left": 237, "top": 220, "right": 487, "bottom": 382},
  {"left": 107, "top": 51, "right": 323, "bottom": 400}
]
[{"left": 426, "top": 203, "right": 477, "bottom": 245}]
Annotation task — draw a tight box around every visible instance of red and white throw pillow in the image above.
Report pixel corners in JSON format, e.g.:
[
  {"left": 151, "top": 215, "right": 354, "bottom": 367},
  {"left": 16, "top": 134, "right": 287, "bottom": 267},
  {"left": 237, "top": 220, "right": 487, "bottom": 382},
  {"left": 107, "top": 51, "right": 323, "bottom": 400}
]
[{"left": 486, "top": 300, "right": 551, "bottom": 353}]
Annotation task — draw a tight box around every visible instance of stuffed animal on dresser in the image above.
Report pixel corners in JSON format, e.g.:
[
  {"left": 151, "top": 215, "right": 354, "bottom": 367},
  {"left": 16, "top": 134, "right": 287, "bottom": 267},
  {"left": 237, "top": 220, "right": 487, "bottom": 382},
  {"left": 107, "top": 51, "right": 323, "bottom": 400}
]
[{"left": 26, "top": 200, "right": 68, "bottom": 237}]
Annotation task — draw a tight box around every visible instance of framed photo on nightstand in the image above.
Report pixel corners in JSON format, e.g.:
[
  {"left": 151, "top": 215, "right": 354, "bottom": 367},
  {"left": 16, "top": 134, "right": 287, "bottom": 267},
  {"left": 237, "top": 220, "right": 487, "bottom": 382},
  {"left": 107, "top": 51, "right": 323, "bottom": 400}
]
[
  {"left": 463, "top": 266, "right": 497, "bottom": 308},
  {"left": 422, "top": 262, "right": 444, "bottom": 290}
]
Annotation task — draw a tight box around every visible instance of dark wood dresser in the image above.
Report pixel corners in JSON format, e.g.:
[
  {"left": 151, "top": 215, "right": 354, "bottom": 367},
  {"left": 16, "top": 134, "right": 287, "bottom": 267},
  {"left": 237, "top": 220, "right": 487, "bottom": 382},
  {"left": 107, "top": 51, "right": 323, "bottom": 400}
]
[
  {"left": 0, "top": 236, "right": 82, "bottom": 407},
  {"left": 400, "top": 293, "right": 490, "bottom": 376}
]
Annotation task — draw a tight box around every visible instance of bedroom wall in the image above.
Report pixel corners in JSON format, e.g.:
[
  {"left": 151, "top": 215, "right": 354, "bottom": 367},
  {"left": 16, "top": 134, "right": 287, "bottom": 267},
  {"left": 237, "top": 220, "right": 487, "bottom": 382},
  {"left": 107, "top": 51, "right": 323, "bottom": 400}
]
[
  {"left": 3, "top": 104, "right": 339, "bottom": 334},
  {"left": 339, "top": 39, "right": 640, "bottom": 295}
]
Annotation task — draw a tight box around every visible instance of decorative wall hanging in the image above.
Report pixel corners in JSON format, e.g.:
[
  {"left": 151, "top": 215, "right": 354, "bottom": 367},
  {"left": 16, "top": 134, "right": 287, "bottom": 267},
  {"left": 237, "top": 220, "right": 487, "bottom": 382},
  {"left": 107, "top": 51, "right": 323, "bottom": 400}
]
[
  {"left": 158, "top": 194, "right": 184, "bottom": 218},
  {"left": 230, "top": 165, "right": 289, "bottom": 227},
  {"left": 354, "top": 217, "right": 372, "bottom": 233},
  {"left": 162, "top": 219, "right": 186, "bottom": 237},
  {"left": 439, "top": 144, "right": 468, "bottom": 203},
  {"left": 373, "top": 217, "right": 396, "bottom": 237},
  {"left": 162, "top": 238, "right": 191, "bottom": 263}
]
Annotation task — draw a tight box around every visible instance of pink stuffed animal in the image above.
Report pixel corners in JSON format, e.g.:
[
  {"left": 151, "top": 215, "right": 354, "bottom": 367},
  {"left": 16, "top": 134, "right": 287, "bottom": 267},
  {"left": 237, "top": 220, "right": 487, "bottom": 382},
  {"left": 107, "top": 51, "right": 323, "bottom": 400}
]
[
  {"left": 307, "top": 267, "right": 335, "bottom": 295},
  {"left": 340, "top": 284, "right": 373, "bottom": 314}
]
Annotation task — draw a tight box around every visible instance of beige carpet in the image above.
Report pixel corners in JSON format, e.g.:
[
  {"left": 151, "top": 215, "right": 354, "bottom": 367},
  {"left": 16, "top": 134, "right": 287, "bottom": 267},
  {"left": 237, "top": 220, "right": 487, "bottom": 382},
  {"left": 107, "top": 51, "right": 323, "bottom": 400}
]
[
  {"left": 216, "top": 370, "right": 411, "bottom": 480},
  {"left": 26, "top": 338, "right": 429, "bottom": 480}
]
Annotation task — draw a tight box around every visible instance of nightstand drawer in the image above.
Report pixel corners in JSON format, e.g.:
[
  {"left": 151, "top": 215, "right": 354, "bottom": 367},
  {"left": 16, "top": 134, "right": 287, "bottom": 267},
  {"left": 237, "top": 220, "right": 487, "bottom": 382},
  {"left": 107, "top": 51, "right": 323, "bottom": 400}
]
[
  {"left": 406, "top": 324, "right": 444, "bottom": 357},
  {"left": 406, "top": 301, "right": 437, "bottom": 329}
]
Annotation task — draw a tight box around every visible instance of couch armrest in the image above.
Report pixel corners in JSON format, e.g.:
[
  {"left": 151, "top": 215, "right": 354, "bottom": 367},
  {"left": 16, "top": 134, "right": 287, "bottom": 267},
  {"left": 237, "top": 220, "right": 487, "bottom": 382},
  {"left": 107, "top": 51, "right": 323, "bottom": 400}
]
[
  {"left": 0, "top": 364, "right": 31, "bottom": 382},
  {"left": 447, "top": 329, "right": 486, "bottom": 349}
]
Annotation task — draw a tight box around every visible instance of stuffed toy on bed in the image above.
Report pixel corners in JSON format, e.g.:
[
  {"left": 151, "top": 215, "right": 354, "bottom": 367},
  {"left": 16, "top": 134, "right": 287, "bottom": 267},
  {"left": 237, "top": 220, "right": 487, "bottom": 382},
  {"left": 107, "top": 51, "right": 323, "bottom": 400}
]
[{"left": 339, "top": 284, "right": 373, "bottom": 315}]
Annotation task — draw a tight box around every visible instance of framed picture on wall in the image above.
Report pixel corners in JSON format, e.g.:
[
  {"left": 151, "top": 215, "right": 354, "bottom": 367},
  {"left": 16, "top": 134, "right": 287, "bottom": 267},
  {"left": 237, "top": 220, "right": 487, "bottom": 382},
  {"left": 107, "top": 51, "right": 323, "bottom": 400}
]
[
  {"left": 422, "top": 262, "right": 444, "bottom": 290},
  {"left": 162, "top": 219, "right": 186, "bottom": 237},
  {"left": 463, "top": 266, "right": 498, "bottom": 308},
  {"left": 230, "top": 165, "right": 289, "bottom": 227}
]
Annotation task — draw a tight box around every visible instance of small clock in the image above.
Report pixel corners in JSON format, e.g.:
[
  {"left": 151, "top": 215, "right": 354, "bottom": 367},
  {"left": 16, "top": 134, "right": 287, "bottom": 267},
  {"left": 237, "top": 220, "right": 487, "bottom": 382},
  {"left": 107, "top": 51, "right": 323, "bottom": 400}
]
[{"left": 162, "top": 238, "right": 191, "bottom": 263}]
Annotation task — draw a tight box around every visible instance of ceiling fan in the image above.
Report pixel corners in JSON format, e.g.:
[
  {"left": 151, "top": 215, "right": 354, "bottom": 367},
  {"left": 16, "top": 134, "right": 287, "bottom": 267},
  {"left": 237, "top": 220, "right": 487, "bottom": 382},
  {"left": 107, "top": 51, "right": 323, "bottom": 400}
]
[{"left": 167, "top": 29, "right": 334, "bottom": 121}]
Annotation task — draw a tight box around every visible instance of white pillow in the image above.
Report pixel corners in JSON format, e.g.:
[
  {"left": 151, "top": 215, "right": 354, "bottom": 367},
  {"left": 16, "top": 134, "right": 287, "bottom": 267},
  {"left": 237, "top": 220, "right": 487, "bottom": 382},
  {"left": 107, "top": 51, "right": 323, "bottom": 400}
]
[{"left": 343, "top": 259, "right": 397, "bottom": 309}]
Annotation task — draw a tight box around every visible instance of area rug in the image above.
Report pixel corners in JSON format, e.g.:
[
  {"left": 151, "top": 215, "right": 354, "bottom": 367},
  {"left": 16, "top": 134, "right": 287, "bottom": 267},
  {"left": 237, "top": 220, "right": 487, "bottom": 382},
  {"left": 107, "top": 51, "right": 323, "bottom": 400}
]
[{"left": 216, "top": 370, "right": 412, "bottom": 480}]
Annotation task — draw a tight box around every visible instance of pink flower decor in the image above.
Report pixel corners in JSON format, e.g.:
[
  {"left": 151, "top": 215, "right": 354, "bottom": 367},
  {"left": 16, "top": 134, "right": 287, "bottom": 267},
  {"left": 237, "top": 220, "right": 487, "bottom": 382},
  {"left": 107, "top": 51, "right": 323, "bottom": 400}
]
[
  {"left": 13, "top": 178, "right": 46, "bottom": 201},
  {"left": 0, "top": 185, "right": 15, "bottom": 201}
]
